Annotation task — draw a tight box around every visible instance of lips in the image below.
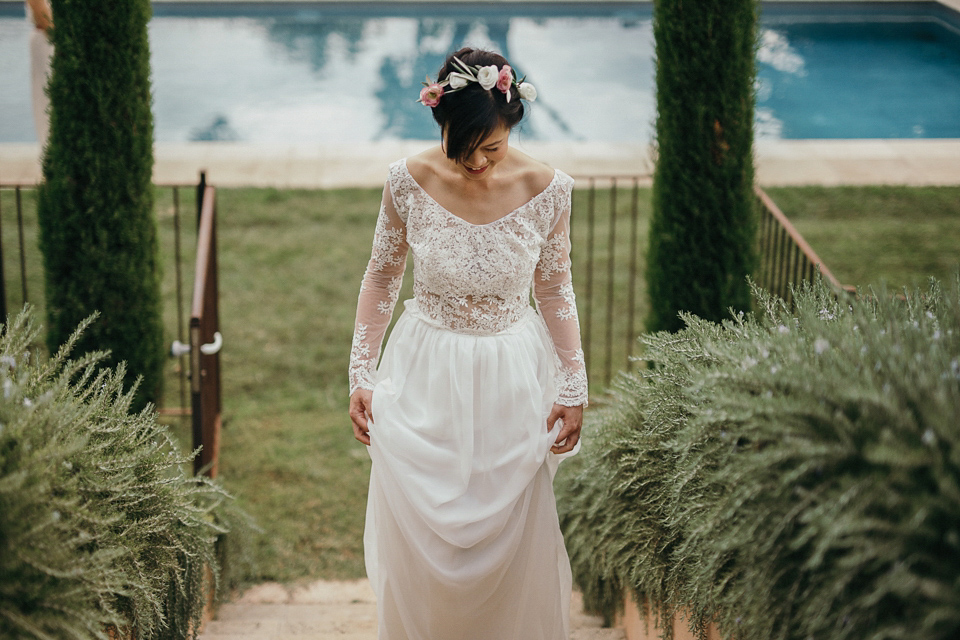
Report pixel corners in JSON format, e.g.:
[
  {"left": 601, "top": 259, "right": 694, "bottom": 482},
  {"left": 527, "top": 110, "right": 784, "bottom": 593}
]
[{"left": 465, "top": 164, "right": 488, "bottom": 176}]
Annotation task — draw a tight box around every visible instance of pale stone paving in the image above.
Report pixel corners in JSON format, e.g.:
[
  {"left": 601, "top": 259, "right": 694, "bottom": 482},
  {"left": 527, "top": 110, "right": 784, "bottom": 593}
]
[
  {"left": 198, "top": 579, "right": 625, "bottom": 640},
  {"left": 5, "top": 139, "right": 960, "bottom": 188}
]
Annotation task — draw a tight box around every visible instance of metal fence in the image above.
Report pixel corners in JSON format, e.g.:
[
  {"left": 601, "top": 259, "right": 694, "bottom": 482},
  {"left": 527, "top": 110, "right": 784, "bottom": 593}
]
[
  {"left": 0, "top": 185, "right": 33, "bottom": 321},
  {"left": 185, "top": 184, "right": 222, "bottom": 478},
  {"left": 0, "top": 178, "right": 221, "bottom": 477},
  {"left": 570, "top": 176, "right": 649, "bottom": 389},
  {"left": 2, "top": 178, "right": 842, "bottom": 437},
  {"left": 568, "top": 180, "right": 853, "bottom": 391},
  {"left": 755, "top": 186, "right": 853, "bottom": 303}
]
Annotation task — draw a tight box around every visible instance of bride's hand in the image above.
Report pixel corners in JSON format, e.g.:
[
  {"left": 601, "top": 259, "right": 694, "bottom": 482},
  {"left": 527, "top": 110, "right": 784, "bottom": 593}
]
[
  {"left": 349, "top": 389, "right": 374, "bottom": 446},
  {"left": 547, "top": 403, "right": 583, "bottom": 454}
]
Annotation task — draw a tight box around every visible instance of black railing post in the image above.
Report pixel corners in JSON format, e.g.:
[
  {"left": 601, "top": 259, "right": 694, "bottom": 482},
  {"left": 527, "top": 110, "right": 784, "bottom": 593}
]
[
  {"left": 173, "top": 186, "right": 188, "bottom": 413},
  {"left": 625, "top": 178, "right": 640, "bottom": 371},
  {"left": 196, "top": 170, "right": 207, "bottom": 231},
  {"left": 0, "top": 188, "right": 6, "bottom": 321},
  {"left": 584, "top": 179, "right": 596, "bottom": 374},
  {"left": 15, "top": 188, "right": 27, "bottom": 306},
  {"left": 604, "top": 179, "right": 617, "bottom": 386}
]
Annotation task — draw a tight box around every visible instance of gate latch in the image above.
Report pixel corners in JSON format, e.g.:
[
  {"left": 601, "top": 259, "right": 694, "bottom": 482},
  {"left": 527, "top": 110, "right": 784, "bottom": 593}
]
[{"left": 170, "top": 331, "right": 223, "bottom": 357}]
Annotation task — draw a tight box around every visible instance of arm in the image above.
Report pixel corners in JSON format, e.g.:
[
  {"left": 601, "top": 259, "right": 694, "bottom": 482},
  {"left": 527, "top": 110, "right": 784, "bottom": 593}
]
[
  {"left": 26, "top": 0, "right": 53, "bottom": 31},
  {"left": 534, "top": 196, "right": 588, "bottom": 453},
  {"left": 349, "top": 183, "right": 408, "bottom": 444}
]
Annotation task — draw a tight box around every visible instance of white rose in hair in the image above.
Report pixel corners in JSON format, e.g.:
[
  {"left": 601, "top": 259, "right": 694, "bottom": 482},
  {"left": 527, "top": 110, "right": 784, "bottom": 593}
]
[
  {"left": 477, "top": 65, "right": 499, "bottom": 90},
  {"left": 518, "top": 82, "right": 538, "bottom": 102},
  {"left": 448, "top": 73, "right": 470, "bottom": 90}
]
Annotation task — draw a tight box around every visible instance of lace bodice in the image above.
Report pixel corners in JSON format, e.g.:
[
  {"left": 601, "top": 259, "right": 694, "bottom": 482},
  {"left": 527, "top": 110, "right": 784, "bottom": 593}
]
[{"left": 349, "top": 159, "right": 588, "bottom": 406}]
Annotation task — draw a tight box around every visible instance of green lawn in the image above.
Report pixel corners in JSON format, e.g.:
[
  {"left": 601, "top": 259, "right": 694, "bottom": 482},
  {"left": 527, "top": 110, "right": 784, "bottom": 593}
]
[
  {"left": 182, "top": 187, "right": 385, "bottom": 582},
  {"left": 764, "top": 186, "right": 960, "bottom": 290},
  {"left": 2, "top": 183, "right": 957, "bottom": 586}
]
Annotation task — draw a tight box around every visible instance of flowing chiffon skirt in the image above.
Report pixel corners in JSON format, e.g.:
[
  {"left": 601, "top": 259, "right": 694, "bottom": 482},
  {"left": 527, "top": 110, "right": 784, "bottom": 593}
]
[{"left": 365, "top": 300, "right": 575, "bottom": 640}]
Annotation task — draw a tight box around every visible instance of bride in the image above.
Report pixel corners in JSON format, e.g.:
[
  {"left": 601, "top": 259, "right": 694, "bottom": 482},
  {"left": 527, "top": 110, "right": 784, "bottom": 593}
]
[{"left": 349, "top": 47, "right": 588, "bottom": 640}]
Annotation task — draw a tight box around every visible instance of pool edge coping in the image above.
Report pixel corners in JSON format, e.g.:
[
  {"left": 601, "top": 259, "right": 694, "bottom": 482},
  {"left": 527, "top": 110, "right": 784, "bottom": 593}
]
[{"left": 3, "top": 139, "right": 959, "bottom": 188}]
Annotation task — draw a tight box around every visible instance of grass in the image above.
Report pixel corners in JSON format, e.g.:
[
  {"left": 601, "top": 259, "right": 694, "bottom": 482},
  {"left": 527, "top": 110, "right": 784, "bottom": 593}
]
[
  {"left": 1, "top": 182, "right": 957, "bottom": 586},
  {"left": 570, "top": 181, "right": 652, "bottom": 388},
  {"left": 182, "top": 187, "right": 385, "bottom": 582},
  {"left": 764, "top": 186, "right": 960, "bottom": 290}
]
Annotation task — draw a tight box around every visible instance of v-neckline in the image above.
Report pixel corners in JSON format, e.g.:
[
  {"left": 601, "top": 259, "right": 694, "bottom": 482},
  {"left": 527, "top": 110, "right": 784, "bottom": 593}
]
[{"left": 402, "top": 159, "right": 559, "bottom": 228}]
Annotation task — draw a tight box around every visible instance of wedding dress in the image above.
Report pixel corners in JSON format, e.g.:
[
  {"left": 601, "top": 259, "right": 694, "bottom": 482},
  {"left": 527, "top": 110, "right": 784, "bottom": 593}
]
[{"left": 349, "top": 159, "right": 588, "bottom": 640}]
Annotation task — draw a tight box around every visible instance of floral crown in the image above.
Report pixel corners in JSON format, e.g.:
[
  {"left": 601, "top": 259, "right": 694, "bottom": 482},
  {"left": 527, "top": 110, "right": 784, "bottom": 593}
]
[{"left": 418, "top": 56, "right": 537, "bottom": 108}]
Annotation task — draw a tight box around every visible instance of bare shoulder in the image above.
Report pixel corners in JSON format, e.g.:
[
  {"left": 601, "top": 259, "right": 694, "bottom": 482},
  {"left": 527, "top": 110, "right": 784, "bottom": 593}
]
[
  {"left": 406, "top": 147, "right": 445, "bottom": 185},
  {"left": 507, "top": 149, "right": 557, "bottom": 197}
]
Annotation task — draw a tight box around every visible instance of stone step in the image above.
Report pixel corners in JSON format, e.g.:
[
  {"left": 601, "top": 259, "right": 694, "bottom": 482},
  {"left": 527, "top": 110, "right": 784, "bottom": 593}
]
[
  {"left": 198, "top": 580, "right": 624, "bottom": 640},
  {"left": 572, "top": 630, "right": 627, "bottom": 640}
]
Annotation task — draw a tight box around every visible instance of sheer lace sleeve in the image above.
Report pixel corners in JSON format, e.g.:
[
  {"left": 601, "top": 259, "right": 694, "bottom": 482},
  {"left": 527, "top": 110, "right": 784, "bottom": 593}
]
[
  {"left": 349, "top": 182, "right": 409, "bottom": 395},
  {"left": 533, "top": 183, "right": 588, "bottom": 407}
]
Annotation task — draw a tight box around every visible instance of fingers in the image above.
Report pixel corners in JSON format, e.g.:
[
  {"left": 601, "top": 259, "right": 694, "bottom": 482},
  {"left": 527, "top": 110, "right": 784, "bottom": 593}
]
[
  {"left": 549, "top": 404, "right": 584, "bottom": 454},
  {"left": 353, "top": 423, "right": 371, "bottom": 446},
  {"left": 550, "top": 425, "right": 580, "bottom": 454},
  {"left": 352, "top": 420, "right": 371, "bottom": 446},
  {"left": 349, "top": 390, "right": 374, "bottom": 446},
  {"left": 545, "top": 404, "right": 564, "bottom": 432}
]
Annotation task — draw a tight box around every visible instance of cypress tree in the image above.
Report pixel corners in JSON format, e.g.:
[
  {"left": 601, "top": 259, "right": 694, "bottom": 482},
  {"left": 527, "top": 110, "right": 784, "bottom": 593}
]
[
  {"left": 646, "top": 0, "right": 759, "bottom": 333},
  {"left": 37, "top": 0, "right": 163, "bottom": 410}
]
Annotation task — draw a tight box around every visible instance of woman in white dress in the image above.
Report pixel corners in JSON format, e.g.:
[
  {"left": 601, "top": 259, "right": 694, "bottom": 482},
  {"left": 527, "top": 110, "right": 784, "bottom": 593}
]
[
  {"left": 26, "top": 0, "right": 54, "bottom": 143},
  {"left": 348, "top": 48, "right": 588, "bottom": 640}
]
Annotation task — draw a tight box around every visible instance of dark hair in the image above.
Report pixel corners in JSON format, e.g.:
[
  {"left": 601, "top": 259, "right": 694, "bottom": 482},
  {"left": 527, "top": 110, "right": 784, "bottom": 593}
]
[{"left": 431, "top": 48, "right": 526, "bottom": 164}]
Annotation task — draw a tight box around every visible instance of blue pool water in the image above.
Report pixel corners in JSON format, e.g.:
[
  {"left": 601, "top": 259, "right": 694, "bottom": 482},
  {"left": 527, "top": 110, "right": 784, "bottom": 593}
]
[
  {"left": 0, "top": 2, "right": 958, "bottom": 144},
  {"left": 757, "top": 3, "right": 960, "bottom": 138}
]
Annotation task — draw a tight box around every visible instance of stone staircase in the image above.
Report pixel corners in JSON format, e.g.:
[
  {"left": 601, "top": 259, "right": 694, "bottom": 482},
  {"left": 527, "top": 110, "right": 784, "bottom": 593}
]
[{"left": 198, "top": 579, "right": 625, "bottom": 640}]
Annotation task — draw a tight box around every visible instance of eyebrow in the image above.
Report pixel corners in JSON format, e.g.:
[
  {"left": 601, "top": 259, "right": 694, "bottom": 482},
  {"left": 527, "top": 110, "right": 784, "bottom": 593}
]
[{"left": 483, "top": 138, "right": 505, "bottom": 147}]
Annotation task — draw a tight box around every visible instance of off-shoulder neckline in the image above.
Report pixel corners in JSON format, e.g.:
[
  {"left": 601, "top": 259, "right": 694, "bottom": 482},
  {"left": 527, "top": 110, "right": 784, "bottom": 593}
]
[{"left": 397, "top": 159, "right": 565, "bottom": 228}]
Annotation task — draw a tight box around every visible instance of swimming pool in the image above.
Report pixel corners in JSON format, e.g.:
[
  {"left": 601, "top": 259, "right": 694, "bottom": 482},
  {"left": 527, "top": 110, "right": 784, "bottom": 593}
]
[
  {"left": 0, "top": 2, "right": 958, "bottom": 144},
  {"left": 758, "top": 2, "right": 960, "bottom": 138}
]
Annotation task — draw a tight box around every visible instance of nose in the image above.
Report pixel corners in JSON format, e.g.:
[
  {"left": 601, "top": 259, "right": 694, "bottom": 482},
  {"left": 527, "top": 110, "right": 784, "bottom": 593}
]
[{"left": 467, "top": 149, "right": 487, "bottom": 168}]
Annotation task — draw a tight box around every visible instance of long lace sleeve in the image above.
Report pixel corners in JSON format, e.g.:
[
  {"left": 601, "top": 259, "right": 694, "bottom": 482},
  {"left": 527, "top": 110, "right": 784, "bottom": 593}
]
[
  {"left": 349, "top": 183, "right": 409, "bottom": 395},
  {"left": 533, "top": 192, "right": 588, "bottom": 407}
]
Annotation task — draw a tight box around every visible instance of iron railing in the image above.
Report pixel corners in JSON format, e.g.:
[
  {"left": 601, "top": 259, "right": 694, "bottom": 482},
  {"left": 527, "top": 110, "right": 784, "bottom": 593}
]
[
  {"left": 568, "top": 180, "right": 852, "bottom": 392},
  {"left": 3, "top": 178, "right": 841, "bottom": 447},
  {"left": 570, "top": 175, "right": 648, "bottom": 389},
  {"left": 187, "top": 184, "right": 222, "bottom": 477},
  {"left": 161, "top": 174, "right": 218, "bottom": 425},
  {"left": 755, "top": 186, "right": 853, "bottom": 303},
  {"left": 0, "top": 178, "right": 221, "bottom": 477},
  {"left": 0, "top": 184, "right": 33, "bottom": 321}
]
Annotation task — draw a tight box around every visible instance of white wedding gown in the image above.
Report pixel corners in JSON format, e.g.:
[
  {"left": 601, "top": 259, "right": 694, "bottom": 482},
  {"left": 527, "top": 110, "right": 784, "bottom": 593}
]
[{"left": 349, "top": 159, "right": 588, "bottom": 640}]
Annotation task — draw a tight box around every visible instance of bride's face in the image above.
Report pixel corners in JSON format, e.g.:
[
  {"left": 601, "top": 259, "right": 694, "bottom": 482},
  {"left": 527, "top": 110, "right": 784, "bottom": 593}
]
[{"left": 445, "top": 125, "right": 511, "bottom": 181}]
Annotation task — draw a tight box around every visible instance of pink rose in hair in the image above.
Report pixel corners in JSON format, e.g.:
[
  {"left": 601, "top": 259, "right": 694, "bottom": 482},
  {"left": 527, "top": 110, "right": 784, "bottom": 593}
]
[
  {"left": 496, "top": 65, "right": 513, "bottom": 93},
  {"left": 419, "top": 83, "right": 444, "bottom": 107}
]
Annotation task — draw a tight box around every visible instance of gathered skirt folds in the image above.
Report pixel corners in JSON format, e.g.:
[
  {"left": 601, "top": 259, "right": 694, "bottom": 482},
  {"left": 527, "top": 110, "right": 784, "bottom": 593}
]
[{"left": 365, "top": 300, "right": 576, "bottom": 640}]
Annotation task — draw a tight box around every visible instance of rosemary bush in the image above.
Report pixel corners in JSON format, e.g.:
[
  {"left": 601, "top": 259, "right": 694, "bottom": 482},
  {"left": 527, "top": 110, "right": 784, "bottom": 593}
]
[
  {"left": 558, "top": 276, "right": 960, "bottom": 640},
  {"left": 0, "top": 310, "right": 237, "bottom": 640}
]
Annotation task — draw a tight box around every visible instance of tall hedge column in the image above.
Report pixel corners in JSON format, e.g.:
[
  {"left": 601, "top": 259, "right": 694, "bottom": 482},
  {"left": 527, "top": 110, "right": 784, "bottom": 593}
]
[
  {"left": 646, "top": 0, "right": 758, "bottom": 333},
  {"left": 37, "top": 0, "right": 163, "bottom": 411}
]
